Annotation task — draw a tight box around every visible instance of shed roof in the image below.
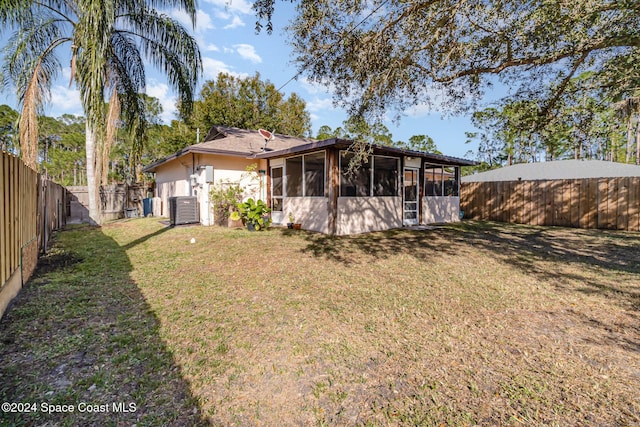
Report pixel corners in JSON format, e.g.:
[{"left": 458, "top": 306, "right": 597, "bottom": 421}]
[
  {"left": 462, "top": 159, "right": 640, "bottom": 182},
  {"left": 254, "top": 138, "right": 476, "bottom": 166}
]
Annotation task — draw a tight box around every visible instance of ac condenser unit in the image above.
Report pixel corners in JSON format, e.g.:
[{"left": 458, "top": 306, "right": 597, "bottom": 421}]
[{"left": 169, "top": 196, "right": 199, "bottom": 226}]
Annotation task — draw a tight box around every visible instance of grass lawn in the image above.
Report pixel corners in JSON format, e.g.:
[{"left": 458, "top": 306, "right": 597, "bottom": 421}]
[{"left": 1, "top": 218, "right": 639, "bottom": 426}]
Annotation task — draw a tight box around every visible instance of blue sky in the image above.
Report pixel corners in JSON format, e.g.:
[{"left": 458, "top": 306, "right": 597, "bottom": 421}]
[{"left": 0, "top": 0, "right": 503, "bottom": 159}]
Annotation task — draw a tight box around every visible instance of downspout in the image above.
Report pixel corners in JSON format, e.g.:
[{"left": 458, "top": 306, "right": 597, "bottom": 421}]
[{"left": 191, "top": 152, "right": 195, "bottom": 197}]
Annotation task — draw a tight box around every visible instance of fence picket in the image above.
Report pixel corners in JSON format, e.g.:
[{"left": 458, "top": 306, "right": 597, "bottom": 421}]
[
  {"left": 461, "top": 176, "right": 640, "bottom": 232},
  {"left": 1, "top": 151, "right": 66, "bottom": 318}
]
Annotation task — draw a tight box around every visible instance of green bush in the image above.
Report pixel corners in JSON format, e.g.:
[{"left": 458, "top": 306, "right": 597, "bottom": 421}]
[
  {"left": 231, "top": 198, "right": 272, "bottom": 231},
  {"left": 209, "top": 184, "right": 244, "bottom": 226}
]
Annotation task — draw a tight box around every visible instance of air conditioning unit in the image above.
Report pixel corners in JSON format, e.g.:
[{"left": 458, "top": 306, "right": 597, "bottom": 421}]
[{"left": 169, "top": 196, "right": 199, "bottom": 226}]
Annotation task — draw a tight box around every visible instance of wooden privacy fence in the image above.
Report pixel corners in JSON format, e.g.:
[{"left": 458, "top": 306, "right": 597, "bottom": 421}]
[
  {"left": 1, "top": 151, "right": 66, "bottom": 317},
  {"left": 461, "top": 177, "right": 640, "bottom": 232}
]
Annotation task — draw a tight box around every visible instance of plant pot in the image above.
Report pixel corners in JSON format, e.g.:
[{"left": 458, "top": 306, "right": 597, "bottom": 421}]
[
  {"left": 246, "top": 222, "right": 256, "bottom": 232},
  {"left": 293, "top": 223, "right": 302, "bottom": 230},
  {"left": 287, "top": 223, "right": 293, "bottom": 229}
]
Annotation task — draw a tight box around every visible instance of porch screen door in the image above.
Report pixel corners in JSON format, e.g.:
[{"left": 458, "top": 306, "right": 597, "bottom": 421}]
[
  {"left": 271, "top": 166, "right": 284, "bottom": 223},
  {"left": 403, "top": 168, "right": 419, "bottom": 226}
]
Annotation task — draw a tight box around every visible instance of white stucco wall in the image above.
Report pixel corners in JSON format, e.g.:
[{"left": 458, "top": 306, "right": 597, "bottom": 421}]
[
  {"left": 284, "top": 198, "right": 329, "bottom": 234},
  {"left": 155, "top": 160, "right": 191, "bottom": 217},
  {"left": 336, "top": 197, "right": 403, "bottom": 235},
  {"left": 153, "top": 153, "right": 267, "bottom": 222},
  {"left": 422, "top": 196, "right": 461, "bottom": 224}
]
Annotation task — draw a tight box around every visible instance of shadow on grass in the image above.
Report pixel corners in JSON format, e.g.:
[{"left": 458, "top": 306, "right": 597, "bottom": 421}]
[
  {"left": 122, "top": 222, "right": 173, "bottom": 250},
  {"left": 444, "top": 221, "right": 640, "bottom": 308},
  {"left": 0, "top": 226, "right": 208, "bottom": 426},
  {"left": 292, "top": 221, "right": 640, "bottom": 310},
  {"left": 282, "top": 227, "right": 443, "bottom": 264}
]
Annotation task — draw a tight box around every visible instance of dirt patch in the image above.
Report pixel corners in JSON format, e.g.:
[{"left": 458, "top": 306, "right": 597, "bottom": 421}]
[{"left": 31, "top": 248, "right": 83, "bottom": 276}]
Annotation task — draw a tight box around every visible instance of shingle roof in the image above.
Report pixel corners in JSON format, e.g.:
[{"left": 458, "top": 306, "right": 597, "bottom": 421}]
[
  {"left": 143, "top": 125, "right": 476, "bottom": 173},
  {"left": 200, "top": 126, "right": 316, "bottom": 154},
  {"left": 143, "top": 125, "right": 315, "bottom": 172},
  {"left": 462, "top": 159, "right": 640, "bottom": 182}
]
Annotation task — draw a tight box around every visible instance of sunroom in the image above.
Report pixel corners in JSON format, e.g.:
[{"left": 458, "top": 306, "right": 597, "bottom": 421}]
[{"left": 256, "top": 139, "right": 474, "bottom": 235}]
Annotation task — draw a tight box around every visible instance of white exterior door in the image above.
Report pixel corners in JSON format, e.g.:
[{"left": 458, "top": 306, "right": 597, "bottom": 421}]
[{"left": 403, "top": 167, "right": 419, "bottom": 226}]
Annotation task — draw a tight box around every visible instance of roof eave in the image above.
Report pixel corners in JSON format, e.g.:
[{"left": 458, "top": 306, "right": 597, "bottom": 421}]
[
  {"left": 142, "top": 146, "right": 254, "bottom": 173},
  {"left": 255, "top": 138, "right": 477, "bottom": 166}
]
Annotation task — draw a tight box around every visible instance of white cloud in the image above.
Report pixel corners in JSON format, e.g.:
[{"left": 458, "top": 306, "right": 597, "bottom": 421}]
[
  {"left": 202, "top": 56, "right": 248, "bottom": 80},
  {"left": 196, "top": 9, "right": 215, "bottom": 31},
  {"left": 405, "top": 103, "right": 436, "bottom": 118},
  {"left": 171, "top": 9, "right": 194, "bottom": 29},
  {"left": 49, "top": 84, "right": 83, "bottom": 116},
  {"left": 306, "top": 97, "right": 333, "bottom": 113},
  {"left": 299, "top": 77, "right": 337, "bottom": 96},
  {"left": 204, "top": 0, "right": 253, "bottom": 15},
  {"left": 146, "top": 82, "right": 177, "bottom": 124},
  {"left": 204, "top": 43, "right": 220, "bottom": 52},
  {"left": 171, "top": 9, "right": 214, "bottom": 33},
  {"left": 234, "top": 44, "right": 261, "bottom": 63},
  {"left": 214, "top": 9, "right": 231, "bottom": 20},
  {"left": 224, "top": 15, "right": 245, "bottom": 29}
]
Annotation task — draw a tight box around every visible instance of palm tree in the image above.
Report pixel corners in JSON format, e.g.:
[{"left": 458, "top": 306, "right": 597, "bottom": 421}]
[{"left": 1, "top": 0, "right": 202, "bottom": 224}]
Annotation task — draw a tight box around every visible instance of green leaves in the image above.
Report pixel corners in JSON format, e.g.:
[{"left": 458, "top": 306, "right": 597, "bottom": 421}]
[
  {"left": 192, "top": 72, "right": 311, "bottom": 137},
  {"left": 235, "top": 198, "right": 272, "bottom": 231},
  {"left": 256, "top": 0, "right": 640, "bottom": 134},
  {"left": 1, "top": 0, "right": 202, "bottom": 221}
]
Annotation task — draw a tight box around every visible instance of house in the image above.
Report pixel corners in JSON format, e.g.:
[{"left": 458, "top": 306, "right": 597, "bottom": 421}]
[{"left": 143, "top": 125, "right": 475, "bottom": 235}]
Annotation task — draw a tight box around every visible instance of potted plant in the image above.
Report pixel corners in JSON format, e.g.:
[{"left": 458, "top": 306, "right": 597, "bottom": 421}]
[
  {"left": 230, "top": 198, "right": 272, "bottom": 231},
  {"left": 287, "top": 212, "right": 294, "bottom": 229}
]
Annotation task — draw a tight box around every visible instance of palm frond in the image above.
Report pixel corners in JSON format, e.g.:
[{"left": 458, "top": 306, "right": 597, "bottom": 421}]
[
  {"left": 109, "top": 32, "right": 146, "bottom": 92},
  {"left": 0, "top": 0, "right": 34, "bottom": 30},
  {"left": 121, "top": 9, "right": 201, "bottom": 115},
  {"left": 19, "top": 59, "right": 45, "bottom": 168},
  {"left": 117, "top": 0, "right": 197, "bottom": 29}
]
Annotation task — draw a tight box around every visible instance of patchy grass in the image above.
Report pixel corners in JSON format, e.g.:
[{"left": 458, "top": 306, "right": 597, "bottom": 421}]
[{"left": 1, "top": 219, "right": 639, "bottom": 426}]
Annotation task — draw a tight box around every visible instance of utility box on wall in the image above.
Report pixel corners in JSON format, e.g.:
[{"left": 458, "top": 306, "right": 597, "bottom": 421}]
[
  {"left": 169, "top": 196, "right": 199, "bottom": 226},
  {"left": 205, "top": 165, "right": 214, "bottom": 183}
]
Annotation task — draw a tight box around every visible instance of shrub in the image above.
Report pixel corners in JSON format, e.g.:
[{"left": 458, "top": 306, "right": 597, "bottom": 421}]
[
  {"left": 209, "top": 184, "right": 243, "bottom": 226},
  {"left": 231, "top": 198, "right": 272, "bottom": 231}
]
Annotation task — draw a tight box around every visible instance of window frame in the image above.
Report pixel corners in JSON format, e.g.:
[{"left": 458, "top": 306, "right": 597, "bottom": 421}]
[
  {"left": 271, "top": 166, "right": 284, "bottom": 212},
  {"left": 424, "top": 164, "right": 460, "bottom": 197},
  {"left": 284, "top": 150, "right": 327, "bottom": 198},
  {"left": 339, "top": 151, "right": 400, "bottom": 197}
]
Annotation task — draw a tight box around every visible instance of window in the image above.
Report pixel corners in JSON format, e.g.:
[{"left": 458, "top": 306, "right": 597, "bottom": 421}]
[
  {"left": 304, "top": 152, "right": 325, "bottom": 197},
  {"left": 425, "top": 166, "right": 459, "bottom": 196},
  {"left": 424, "top": 166, "right": 443, "bottom": 196},
  {"left": 443, "top": 167, "right": 459, "bottom": 196},
  {"left": 340, "top": 152, "right": 371, "bottom": 196},
  {"left": 373, "top": 156, "right": 399, "bottom": 196},
  {"left": 286, "top": 156, "right": 303, "bottom": 197},
  {"left": 285, "top": 152, "right": 326, "bottom": 197},
  {"left": 271, "top": 167, "right": 283, "bottom": 211},
  {"left": 340, "top": 152, "right": 399, "bottom": 197}
]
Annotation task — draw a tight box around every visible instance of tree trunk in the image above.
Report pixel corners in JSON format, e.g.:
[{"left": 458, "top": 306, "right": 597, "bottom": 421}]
[
  {"left": 636, "top": 118, "right": 640, "bottom": 165},
  {"left": 85, "top": 122, "right": 102, "bottom": 225},
  {"left": 626, "top": 115, "right": 633, "bottom": 163}
]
